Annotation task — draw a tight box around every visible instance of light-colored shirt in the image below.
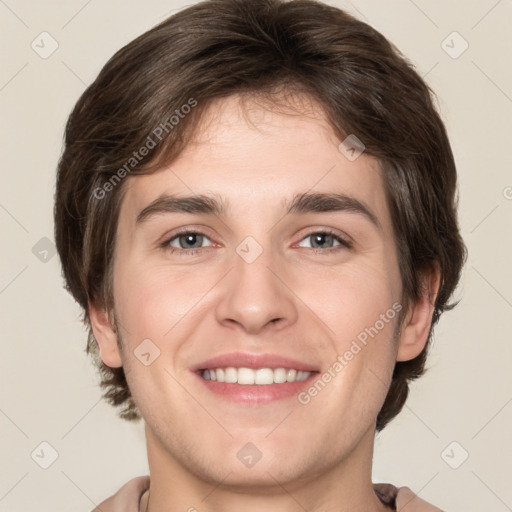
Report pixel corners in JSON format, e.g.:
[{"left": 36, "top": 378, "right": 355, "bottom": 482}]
[{"left": 91, "top": 476, "right": 445, "bottom": 511}]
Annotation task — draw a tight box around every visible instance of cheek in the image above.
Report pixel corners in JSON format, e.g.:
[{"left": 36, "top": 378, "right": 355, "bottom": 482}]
[
  {"left": 113, "top": 260, "right": 210, "bottom": 342},
  {"left": 303, "top": 272, "right": 399, "bottom": 434},
  {"left": 301, "top": 256, "right": 400, "bottom": 339},
  {"left": 301, "top": 258, "right": 400, "bottom": 390}
]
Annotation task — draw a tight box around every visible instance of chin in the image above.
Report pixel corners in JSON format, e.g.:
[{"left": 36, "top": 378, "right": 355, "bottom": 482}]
[{"left": 202, "top": 461, "right": 306, "bottom": 491}]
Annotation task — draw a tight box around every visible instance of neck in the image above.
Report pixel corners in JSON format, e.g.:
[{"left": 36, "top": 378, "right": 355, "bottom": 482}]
[{"left": 142, "top": 424, "right": 388, "bottom": 512}]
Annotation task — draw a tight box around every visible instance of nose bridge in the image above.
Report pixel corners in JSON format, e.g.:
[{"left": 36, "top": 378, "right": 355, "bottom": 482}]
[{"left": 214, "top": 236, "right": 298, "bottom": 333}]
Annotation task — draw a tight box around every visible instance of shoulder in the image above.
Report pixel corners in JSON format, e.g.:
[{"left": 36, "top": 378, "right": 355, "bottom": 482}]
[
  {"left": 374, "top": 483, "right": 445, "bottom": 511},
  {"left": 90, "top": 476, "right": 150, "bottom": 512},
  {"left": 396, "top": 486, "right": 445, "bottom": 511},
  {"left": 92, "top": 478, "right": 444, "bottom": 512}
]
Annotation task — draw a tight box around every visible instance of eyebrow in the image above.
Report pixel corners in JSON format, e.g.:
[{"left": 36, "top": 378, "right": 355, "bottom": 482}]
[{"left": 136, "top": 191, "right": 381, "bottom": 230}]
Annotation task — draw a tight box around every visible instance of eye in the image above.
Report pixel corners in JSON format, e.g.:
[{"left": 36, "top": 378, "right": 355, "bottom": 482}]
[
  {"left": 160, "top": 229, "right": 351, "bottom": 255},
  {"left": 297, "top": 231, "right": 351, "bottom": 251},
  {"left": 163, "top": 231, "right": 213, "bottom": 252}
]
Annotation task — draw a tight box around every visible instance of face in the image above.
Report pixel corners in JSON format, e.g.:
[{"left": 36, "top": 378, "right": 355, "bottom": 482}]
[{"left": 92, "top": 94, "right": 427, "bottom": 488}]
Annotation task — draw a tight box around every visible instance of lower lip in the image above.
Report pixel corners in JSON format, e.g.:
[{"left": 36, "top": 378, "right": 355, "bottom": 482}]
[{"left": 194, "top": 372, "right": 317, "bottom": 404}]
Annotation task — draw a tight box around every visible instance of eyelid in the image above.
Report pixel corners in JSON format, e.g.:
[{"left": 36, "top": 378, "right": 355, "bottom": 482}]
[
  {"left": 294, "top": 225, "right": 353, "bottom": 244},
  {"left": 158, "top": 224, "right": 216, "bottom": 244}
]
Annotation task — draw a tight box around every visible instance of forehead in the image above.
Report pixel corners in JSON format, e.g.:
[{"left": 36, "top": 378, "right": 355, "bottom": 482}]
[{"left": 119, "top": 93, "right": 390, "bottom": 229}]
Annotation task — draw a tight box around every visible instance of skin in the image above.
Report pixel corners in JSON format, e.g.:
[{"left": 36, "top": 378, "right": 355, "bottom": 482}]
[{"left": 90, "top": 93, "right": 439, "bottom": 512}]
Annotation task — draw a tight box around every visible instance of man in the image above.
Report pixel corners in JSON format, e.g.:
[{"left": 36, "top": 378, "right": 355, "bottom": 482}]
[{"left": 54, "top": 1, "right": 466, "bottom": 510}]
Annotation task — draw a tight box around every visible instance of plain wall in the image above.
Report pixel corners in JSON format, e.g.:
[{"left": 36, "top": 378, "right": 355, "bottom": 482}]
[{"left": 1, "top": 1, "right": 511, "bottom": 511}]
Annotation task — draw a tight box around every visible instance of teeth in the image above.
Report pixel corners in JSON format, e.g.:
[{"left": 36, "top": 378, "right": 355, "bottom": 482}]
[
  {"left": 238, "top": 367, "right": 255, "bottom": 385},
  {"left": 255, "top": 368, "right": 273, "bottom": 385},
  {"left": 201, "top": 367, "right": 312, "bottom": 385},
  {"left": 274, "top": 368, "right": 287, "bottom": 383},
  {"left": 225, "top": 367, "right": 237, "bottom": 383}
]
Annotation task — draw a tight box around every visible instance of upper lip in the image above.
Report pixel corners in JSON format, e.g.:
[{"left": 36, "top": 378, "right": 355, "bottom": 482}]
[{"left": 191, "top": 352, "right": 320, "bottom": 372}]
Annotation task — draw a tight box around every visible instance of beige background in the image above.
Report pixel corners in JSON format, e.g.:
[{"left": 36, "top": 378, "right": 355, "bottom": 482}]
[{"left": 1, "top": 1, "right": 511, "bottom": 511}]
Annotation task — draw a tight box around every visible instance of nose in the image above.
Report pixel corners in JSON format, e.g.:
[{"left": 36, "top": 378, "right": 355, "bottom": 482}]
[{"left": 215, "top": 244, "right": 299, "bottom": 335}]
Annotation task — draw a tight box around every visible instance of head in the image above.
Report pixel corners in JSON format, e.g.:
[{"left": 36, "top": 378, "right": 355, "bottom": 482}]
[{"left": 55, "top": 0, "right": 466, "bottom": 486}]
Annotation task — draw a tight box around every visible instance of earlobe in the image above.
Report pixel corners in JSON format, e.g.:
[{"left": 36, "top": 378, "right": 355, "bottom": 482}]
[
  {"left": 396, "top": 264, "right": 441, "bottom": 362},
  {"left": 88, "top": 301, "right": 123, "bottom": 368}
]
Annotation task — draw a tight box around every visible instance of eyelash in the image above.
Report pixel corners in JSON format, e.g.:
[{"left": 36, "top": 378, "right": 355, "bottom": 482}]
[{"left": 160, "top": 229, "right": 352, "bottom": 256}]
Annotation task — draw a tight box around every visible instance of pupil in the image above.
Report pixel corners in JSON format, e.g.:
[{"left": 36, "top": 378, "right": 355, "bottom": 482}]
[
  {"left": 313, "top": 233, "right": 331, "bottom": 248},
  {"left": 182, "top": 233, "right": 201, "bottom": 248}
]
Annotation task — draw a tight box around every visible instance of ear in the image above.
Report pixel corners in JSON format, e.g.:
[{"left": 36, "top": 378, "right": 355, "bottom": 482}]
[
  {"left": 88, "top": 301, "right": 123, "bottom": 368},
  {"left": 396, "top": 264, "right": 441, "bottom": 362}
]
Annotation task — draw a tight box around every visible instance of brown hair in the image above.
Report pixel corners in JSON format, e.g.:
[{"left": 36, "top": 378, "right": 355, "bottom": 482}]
[{"left": 54, "top": 0, "right": 466, "bottom": 431}]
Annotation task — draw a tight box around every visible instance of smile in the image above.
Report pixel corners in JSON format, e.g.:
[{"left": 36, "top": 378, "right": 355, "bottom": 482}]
[{"left": 201, "top": 367, "right": 312, "bottom": 385}]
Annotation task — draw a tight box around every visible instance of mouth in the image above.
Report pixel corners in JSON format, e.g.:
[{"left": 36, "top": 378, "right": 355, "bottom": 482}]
[
  {"left": 199, "top": 367, "right": 312, "bottom": 384},
  {"left": 191, "top": 353, "right": 320, "bottom": 404}
]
